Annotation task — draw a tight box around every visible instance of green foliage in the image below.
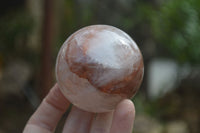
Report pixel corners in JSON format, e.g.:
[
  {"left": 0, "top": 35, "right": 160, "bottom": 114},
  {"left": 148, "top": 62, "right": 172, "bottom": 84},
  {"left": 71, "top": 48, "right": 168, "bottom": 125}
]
[
  {"left": 150, "top": 0, "right": 200, "bottom": 64},
  {"left": 133, "top": 93, "right": 160, "bottom": 118},
  {"left": 60, "top": 0, "right": 200, "bottom": 64},
  {"left": 0, "top": 10, "right": 34, "bottom": 58}
]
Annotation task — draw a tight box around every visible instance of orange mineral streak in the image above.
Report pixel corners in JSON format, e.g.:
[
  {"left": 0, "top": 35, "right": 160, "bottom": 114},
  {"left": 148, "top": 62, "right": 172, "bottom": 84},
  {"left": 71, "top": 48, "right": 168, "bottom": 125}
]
[
  {"left": 99, "top": 60, "right": 144, "bottom": 97},
  {"left": 65, "top": 30, "right": 144, "bottom": 97}
]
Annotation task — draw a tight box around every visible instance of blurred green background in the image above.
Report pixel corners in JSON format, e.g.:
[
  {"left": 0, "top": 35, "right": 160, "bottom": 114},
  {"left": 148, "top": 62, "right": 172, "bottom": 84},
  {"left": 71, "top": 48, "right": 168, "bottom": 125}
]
[{"left": 0, "top": 0, "right": 199, "bottom": 133}]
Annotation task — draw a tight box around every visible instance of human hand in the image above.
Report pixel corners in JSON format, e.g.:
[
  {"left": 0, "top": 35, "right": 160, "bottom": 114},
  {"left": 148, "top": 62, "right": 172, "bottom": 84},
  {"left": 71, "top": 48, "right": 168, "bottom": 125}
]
[{"left": 23, "top": 84, "right": 135, "bottom": 133}]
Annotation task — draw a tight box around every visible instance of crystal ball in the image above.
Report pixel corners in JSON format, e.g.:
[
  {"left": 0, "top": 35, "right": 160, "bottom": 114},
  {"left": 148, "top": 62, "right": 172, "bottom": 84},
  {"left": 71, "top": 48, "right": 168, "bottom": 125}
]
[{"left": 56, "top": 25, "right": 144, "bottom": 112}]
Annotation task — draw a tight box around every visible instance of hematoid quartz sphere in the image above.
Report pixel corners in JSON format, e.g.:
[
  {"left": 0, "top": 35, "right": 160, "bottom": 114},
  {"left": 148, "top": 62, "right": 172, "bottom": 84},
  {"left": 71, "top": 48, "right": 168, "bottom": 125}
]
[{"left": 56, "top": 25, "right": 144, "bottom": 112}]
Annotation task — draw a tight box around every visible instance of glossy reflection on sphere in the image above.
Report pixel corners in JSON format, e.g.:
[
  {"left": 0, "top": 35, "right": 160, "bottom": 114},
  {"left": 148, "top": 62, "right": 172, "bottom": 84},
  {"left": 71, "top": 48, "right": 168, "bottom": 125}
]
[{"left": 56, "top": 25, "right": 144, "bottom": 112}]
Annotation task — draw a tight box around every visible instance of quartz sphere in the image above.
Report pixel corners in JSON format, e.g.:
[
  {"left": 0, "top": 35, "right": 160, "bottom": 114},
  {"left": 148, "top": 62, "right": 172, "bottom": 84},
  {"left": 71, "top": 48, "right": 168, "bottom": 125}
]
[{"left": 56, "top": 25, "right": 144, "bottom": 112}]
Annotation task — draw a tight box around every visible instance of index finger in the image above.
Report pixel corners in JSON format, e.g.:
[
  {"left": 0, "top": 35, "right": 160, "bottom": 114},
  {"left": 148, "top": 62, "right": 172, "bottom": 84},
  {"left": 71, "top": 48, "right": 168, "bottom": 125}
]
[{"left": 23, "top": 84, "right": 70, "bottom": 133}]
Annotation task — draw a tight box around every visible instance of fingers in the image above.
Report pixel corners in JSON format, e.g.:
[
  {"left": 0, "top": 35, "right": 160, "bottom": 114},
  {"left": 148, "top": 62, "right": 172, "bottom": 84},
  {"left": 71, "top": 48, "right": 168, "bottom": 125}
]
[
  {"left": 23, "top": 84, "right": 70, "bottom": 133},
  {"left": 90, "top": 111, "right": 114, "bottom": 133},
  {"left": 24, "top": 84, "right": 135, "bottom": 133},
  {"left": 62, "top": 106, "right": 94, "bottom": 133},
  {"left": 110, "top": 99, "right": 135, "bottom": 133}
]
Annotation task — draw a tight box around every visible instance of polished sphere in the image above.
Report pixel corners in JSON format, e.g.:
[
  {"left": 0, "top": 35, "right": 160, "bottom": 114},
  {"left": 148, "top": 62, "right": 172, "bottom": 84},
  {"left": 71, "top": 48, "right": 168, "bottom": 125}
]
[{"left": 56, "top": 25, "right": 144, "bottom": 112}]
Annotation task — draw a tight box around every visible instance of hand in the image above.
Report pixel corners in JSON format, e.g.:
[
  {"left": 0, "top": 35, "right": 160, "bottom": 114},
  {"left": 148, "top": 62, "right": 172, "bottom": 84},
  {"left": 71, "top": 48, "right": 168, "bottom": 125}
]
[{"left": 23, "top": 84, "right": 135, "bottom": 133}]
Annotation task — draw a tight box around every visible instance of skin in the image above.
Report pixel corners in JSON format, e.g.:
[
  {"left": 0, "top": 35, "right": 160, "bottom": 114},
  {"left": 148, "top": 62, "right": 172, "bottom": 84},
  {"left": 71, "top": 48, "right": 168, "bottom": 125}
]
[{"left": 23, "top": 83, "right": 135, "bottom": 133}]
